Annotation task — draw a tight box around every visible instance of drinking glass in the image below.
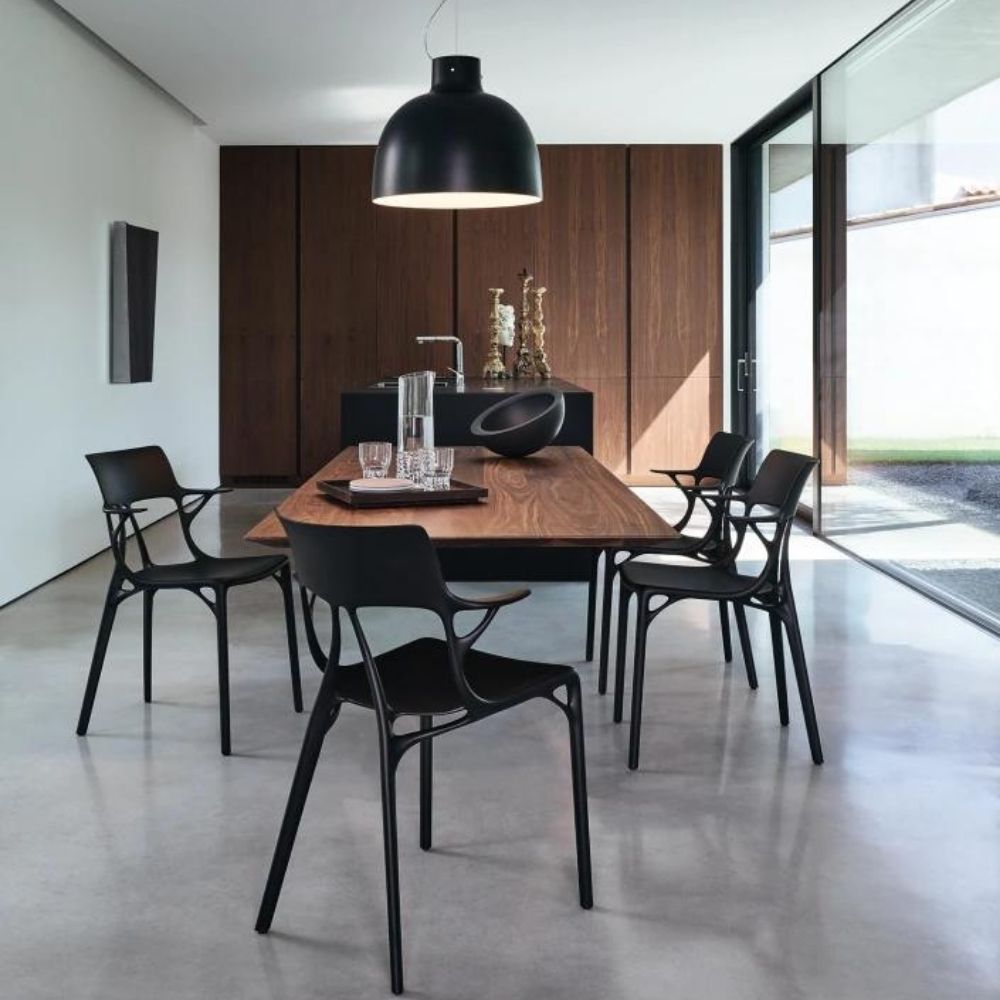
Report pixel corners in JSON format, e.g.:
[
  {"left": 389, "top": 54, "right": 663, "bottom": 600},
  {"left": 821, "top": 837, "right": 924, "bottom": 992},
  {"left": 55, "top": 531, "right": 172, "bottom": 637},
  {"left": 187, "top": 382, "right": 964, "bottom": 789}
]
[
  {"left": 424, "top": 447, "right": 455, "bottom": 491},
  {"left": 358, "top": 441, "right": 392, "bottom": 479}
]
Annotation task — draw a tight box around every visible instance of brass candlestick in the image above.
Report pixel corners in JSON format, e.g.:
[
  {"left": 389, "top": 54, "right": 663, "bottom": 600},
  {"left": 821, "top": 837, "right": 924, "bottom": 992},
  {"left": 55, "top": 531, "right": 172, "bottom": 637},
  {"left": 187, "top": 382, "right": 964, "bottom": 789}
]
[
  {"left": 514, "top": 268, "right": 537, "bottom": 377},
  {"left": 531, "top": 286, "right": 551, "bottom": 378},
  {"left": 482, "top": 287, "right": 510, "bottom": 379}
]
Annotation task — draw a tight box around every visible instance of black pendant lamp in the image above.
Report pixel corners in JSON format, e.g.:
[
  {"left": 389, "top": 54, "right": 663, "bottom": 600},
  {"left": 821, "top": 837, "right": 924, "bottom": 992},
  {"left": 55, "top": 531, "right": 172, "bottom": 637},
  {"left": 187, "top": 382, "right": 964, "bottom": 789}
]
[{"left": 373, "top": 19, "right": 542, "bottom": 209}]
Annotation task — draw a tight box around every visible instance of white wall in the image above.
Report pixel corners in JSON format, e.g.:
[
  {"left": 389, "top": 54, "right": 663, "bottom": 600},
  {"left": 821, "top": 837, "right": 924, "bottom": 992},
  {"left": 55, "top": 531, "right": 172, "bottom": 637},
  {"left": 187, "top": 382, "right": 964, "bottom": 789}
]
[
  {"left": 0, "top": 0, "right": 219, "bottom": 605},
  {"left": 763, "top": 204, "right": 1000, "bottom": 451}
]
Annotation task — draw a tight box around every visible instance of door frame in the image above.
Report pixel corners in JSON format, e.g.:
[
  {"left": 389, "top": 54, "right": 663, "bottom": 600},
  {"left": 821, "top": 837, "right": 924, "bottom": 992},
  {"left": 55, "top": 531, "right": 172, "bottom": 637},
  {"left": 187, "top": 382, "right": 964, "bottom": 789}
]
[{"left": 730, "top": 82, "right": 817, "bottom": 518}]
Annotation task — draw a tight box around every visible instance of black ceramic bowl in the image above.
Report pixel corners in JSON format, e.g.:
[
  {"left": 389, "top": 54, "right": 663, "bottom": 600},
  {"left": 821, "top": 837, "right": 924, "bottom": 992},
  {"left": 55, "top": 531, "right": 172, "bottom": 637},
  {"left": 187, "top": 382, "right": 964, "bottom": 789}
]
[{"left": 470, "top": 390, "right": 566, "bottom": 458}]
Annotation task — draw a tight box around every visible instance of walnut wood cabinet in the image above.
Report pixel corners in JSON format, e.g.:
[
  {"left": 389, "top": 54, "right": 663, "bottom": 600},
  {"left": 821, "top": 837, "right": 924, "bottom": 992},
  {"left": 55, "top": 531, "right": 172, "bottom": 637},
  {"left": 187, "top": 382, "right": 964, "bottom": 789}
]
[
  {"left": 220, "top": 144, "right": 723, "bottom": 484},
  {"left": 220, "top": 147, "right": 298, "bottom": 480}
]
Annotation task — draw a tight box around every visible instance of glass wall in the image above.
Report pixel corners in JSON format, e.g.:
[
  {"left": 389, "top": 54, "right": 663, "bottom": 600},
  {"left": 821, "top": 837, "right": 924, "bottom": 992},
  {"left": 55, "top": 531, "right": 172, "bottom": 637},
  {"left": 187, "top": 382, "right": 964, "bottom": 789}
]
[{"left": 817, "top": 0, "right": 1000, "bottom": 628}]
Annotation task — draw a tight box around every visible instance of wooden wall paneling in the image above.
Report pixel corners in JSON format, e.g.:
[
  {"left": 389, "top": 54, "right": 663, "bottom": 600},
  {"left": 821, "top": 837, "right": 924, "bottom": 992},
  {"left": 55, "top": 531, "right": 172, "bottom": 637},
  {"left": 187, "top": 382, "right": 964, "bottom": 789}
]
[
  {"left": 455, "top": 145, "right": 628, "bottom": 468},
  {"left": 375, "top": 207, "right": 454, "bottom": 378},
  {"left": 535, "top": 146, "right": 628, "bottom": 379},
  {"left": 630, "top": 145, "right": 722, "bottom": 378},
  {"left": 629, "top": 145, "right": 723, "bottom": 473},
  {"left": 572, "top": 377, "right": 628, "bottom": 475},
  {"left": 220, "top": 147, "right": 298, "bottom": 480},
  {"left": 455, "top": 205, "right": 539, "bottom": 377},
  {"left": 299, "top": 146, "right": 378, "bottom": 475},
  {"left": 628, "top": 376, "right": 722, "bottom": 485}
]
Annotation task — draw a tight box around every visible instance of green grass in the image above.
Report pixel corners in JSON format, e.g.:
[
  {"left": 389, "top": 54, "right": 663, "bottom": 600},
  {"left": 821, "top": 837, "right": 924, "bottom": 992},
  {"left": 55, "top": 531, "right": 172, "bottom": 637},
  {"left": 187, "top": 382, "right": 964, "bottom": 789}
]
[
  {"left": 848, "top": 438, "right": 1000, "bottom": 463},
  {"left": 768, "top": 436, "right": 1000, "bottom": 464}
]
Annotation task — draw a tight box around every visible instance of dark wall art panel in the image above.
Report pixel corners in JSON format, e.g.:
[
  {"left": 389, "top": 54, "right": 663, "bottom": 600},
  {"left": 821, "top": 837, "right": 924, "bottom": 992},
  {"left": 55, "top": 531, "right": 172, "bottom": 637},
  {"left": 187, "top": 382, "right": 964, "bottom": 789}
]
[{"left": 110, "top": 221, "right": 158, "bottom": 384}]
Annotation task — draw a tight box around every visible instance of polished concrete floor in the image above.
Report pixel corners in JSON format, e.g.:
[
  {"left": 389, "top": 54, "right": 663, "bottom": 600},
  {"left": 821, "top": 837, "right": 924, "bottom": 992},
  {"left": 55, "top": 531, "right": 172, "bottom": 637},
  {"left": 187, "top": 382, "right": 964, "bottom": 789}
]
[{"left": 2, "top": 490, "right": 999, "bottom": 1000}]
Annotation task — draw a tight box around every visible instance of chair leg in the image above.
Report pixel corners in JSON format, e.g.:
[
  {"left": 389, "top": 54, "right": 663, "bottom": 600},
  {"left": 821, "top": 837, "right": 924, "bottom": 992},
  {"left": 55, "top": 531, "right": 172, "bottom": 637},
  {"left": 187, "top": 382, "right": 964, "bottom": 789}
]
[
  {"left": 256, "top": 671, "right": 340, "bottom": 935},
  {"left": 613, "top": 585, "right": 633, "bottom": 724},
  {"left": 76, "top": 578, "right": 122, "bottom": 735},
  {"left": 585, "top": 549, "right": 599, "bottom": 661},
  {"left": 215, "top": 588, "right": 231, "bottom": 756},
  {"left": 142, "top": 589, "right": 154, "bottom": 703},
  {"left": 718, "top": 601, "right": 733, "bottom": 663},
  {"left": 597, "top": 549, "right": 618, "bottom": 695},
  {"left": 783, "top": 609, "right": 824, "bottom": 765},
  {"left": 278, "top": 567, "right": 303, "bottom": 712},
  {"left": 769, "top": 611, "right": 789, "bottom": 727},
  {"left": 378, "top": 744, "right": 404, "bottom": 994},
  {"left": 627, "top": 593, "right": 652, "bottom": 771},
  {"left": 419, "top": 715, "right": 432, "bottom": 851},
  {"left": 564, "top": 676, "right": 594, "bottom": 909},
  {"left": 733, "top": 603, "right": 758, "bottom": 690}
]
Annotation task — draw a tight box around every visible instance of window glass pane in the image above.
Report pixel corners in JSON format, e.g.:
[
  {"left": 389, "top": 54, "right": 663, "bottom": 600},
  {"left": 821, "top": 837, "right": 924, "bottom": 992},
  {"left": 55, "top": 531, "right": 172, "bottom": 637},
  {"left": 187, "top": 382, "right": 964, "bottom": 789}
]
[
  {"left": 754, "top": 112, "right": 814, "bottom": 485},
  {"left": 820, "top": 0, "right": 1000, "bottom": 628}
]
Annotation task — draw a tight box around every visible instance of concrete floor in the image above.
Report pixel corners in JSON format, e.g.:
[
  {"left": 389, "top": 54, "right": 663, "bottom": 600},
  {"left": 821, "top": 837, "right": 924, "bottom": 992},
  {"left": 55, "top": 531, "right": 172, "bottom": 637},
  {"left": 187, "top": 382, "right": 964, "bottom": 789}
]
[{"left": 1, "top": 490, "right": 999, "bottom": 1000}]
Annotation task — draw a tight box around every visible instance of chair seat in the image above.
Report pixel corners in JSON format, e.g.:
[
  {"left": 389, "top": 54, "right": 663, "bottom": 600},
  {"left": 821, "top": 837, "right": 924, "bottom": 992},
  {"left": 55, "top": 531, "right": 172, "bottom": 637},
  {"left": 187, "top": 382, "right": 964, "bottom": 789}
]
[
  {"left": 333, "top": 637, "right": 574, "bottom": 716},
  {"left": 620, "top": 560, "right": 757, "bottom": 598},
  {"left": 133, "top": 554, "right": 285, "bottom": 588},
  {"left": 625, "top": 534, "right": 702, "bottom": 556}
]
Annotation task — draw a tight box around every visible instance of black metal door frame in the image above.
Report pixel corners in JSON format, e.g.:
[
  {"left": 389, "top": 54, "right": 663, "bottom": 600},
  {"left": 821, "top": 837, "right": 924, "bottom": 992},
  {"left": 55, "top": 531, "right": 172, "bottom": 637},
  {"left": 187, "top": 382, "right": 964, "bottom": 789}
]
[{"left": 730, "top": 83, "right": 815, "bottom": 510}]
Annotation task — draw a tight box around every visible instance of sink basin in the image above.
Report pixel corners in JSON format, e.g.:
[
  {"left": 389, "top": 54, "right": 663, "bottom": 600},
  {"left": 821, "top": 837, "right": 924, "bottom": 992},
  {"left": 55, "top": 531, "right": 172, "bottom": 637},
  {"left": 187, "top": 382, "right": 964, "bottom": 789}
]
[{"left": 371, "top": 377, "right": 456, "bottom": 389}]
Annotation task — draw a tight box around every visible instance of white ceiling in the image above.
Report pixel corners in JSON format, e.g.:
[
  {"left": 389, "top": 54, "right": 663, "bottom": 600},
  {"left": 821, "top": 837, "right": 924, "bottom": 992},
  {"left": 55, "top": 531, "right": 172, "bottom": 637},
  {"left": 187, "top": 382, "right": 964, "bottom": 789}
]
[{"left": 57, "top": 0, "right": 906, "bottom": 145}]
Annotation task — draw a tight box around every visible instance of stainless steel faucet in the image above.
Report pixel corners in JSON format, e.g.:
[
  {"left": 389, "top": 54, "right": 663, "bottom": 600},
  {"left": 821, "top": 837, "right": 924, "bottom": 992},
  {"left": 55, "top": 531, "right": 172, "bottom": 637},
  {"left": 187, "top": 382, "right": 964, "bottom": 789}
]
[{"left": 415, "top": 336, "right": 464, "bottom": 390}]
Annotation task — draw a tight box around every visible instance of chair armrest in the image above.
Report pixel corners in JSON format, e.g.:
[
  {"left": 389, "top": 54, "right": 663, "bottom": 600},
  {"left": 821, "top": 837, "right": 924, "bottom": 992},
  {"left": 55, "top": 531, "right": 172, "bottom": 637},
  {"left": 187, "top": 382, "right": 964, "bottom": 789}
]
[
  {"left": 649, "top": 467, "right": 697, "bottom": 479},
  {"left": 103, "top": 503, "right": 148, "bottom": 516},
  {"left": 650, "top": 469, "right": 724, "bottom": 490},
  {"left": 450, "top": 587, "right": 531, "bottom": 612},
  {"left": 180, "top": 486, "right": 232, "bottom": 498}
]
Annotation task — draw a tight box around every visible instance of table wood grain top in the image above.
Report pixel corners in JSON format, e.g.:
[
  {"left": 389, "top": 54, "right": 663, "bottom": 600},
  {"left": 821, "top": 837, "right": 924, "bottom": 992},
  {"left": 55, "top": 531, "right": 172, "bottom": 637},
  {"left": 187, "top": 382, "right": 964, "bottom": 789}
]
[{"left": 245, "top": 446, "right": 675, "bottom": 548}]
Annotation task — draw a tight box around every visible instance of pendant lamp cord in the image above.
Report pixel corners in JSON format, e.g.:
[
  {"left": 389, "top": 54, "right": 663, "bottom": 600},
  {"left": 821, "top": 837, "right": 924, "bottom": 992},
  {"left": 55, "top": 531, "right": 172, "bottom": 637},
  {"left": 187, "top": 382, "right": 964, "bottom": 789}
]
[{"left": 423, "top": 0, "right": 458, "bottom": 60}]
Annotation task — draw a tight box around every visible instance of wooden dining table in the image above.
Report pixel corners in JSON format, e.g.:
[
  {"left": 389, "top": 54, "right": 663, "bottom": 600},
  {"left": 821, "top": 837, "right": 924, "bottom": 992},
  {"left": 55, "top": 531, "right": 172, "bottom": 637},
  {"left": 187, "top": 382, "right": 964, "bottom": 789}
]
[
  {"left": 245, "top": 445, "right": 675, "bottom": 550},
  {"left": 246, "top": 445, "right": 675, "bottom": 662}
]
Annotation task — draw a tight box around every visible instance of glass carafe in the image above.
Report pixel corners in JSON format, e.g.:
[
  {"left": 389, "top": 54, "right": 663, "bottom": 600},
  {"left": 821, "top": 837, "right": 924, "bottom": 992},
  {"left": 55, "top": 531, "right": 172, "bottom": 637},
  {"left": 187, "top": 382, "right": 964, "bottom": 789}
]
[{"left": 396, "top": 371, "right": 435, "bottom": 484}]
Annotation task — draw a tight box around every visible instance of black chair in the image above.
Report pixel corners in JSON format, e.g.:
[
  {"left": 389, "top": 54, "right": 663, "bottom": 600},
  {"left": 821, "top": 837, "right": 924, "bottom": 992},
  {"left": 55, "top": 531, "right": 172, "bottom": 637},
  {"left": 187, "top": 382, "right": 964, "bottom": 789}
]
[
  {"left": 614, "top": 449, "right": 822, "bottom": 770},
  {"left": 255, "top": 518, "right": 593, "bottom": 995},
  {"left": 76, "top": 446, "right": 302, "bottom": 755},
  {"left": 594, "top": 432, "right": 754, "bottom": 691}
]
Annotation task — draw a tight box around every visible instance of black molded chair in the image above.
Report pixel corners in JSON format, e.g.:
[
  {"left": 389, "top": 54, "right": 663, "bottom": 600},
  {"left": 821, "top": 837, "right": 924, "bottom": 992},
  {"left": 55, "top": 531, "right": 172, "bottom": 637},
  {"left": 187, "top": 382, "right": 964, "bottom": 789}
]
[
  {"left": 76, "top": 446, "right": 302, "bottom": 755},
  {"left": 255, "top": 518, "right": 593, "bottom": 995},
  {"left": 615, "top": 449, "right": 822, "bottom": 770},
  {"left": 594, "top": 432, "right": 753, "bottom": 691}
]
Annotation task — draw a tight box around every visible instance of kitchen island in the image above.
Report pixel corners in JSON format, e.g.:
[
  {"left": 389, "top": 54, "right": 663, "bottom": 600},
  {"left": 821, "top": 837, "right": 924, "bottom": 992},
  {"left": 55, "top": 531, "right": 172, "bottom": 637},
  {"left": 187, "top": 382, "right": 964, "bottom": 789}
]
[{"left": 340, "top": 377, "right": 593, "bottom": 452}]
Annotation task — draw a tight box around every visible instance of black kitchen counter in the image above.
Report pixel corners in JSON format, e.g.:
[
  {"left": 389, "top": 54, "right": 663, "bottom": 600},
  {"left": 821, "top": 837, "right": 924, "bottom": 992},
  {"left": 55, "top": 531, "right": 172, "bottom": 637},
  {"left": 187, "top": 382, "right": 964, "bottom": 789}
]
[{"left": 341, "top": 377, "right": 593, "bottom": 453}]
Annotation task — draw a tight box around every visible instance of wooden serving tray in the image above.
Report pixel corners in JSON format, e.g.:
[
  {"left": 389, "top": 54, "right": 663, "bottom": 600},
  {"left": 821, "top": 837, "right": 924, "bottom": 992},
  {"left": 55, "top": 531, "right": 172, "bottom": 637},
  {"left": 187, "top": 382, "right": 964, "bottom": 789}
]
[{"left": 317, "top": 478, "right": 488, "bottom": 509}]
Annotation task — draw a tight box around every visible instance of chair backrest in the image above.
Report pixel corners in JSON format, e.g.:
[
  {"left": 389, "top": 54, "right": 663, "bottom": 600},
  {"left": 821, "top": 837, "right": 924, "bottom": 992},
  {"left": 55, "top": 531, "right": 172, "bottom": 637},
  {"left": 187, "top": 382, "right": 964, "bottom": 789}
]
[
  {"left": 86, "top": 445, "right": 182, "bottom": 506},
  {"left": 282, "top": 517, "right": 498, "bottom": 712},
  {"left": 280, "top": 517, "right": 452, "bottom": 616},
  {"left": 695, "top": 431, "right": 753, "bottom": 487},
  {"left": 743, "top": 449, "right": 817, "bottom": 518},
  {"left": 732, "top": 449, "right": 818, "bottom": 597},
  {"left": 86, "top": 446, "right": 193, "bottom": 573}
]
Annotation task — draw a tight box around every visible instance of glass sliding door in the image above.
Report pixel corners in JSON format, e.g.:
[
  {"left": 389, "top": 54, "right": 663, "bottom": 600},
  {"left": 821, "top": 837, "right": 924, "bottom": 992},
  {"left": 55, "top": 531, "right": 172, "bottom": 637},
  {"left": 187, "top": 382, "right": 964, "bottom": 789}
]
[
  {"left": 818, "top": 0, "right": 1000, "bottom": 629},
  {"left": 732, "top": 93, "right": 817, "bottom": 512},
  {"left": 753, "top": 111, "right": 814, "bottom": 478}
]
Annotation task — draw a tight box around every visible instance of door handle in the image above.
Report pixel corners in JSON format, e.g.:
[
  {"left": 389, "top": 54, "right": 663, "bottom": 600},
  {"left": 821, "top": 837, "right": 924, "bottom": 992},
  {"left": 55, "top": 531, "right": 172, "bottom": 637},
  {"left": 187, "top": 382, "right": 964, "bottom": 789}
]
[{"left": 736, "top": 358, "right": 747, "bottom": 392}]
